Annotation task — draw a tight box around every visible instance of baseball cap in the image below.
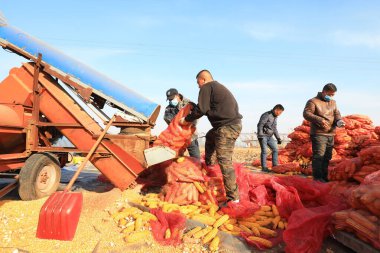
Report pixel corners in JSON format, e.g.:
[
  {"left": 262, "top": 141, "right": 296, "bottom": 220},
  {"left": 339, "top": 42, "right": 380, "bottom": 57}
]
[{"left": 166, "top": 88, "right": 178, "bottom": 101}]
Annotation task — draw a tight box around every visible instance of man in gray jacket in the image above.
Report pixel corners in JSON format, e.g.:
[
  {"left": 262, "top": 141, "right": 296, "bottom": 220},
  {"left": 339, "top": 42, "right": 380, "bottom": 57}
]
[{"left": 257, "top": 104, "right": 284, "bottom": 172}]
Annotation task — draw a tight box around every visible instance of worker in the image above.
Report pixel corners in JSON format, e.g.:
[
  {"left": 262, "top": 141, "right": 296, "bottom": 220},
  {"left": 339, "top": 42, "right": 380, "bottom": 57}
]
[
  {"left": 164, "top": 88, "right": 200, "bottom": 159},
  {"left": 303, "top": 83, "right": 345, "bottom": 182},
  {"left": 179, "top": 70, "right": 242, "bottom": 206},
  {"left": 257, "top": 104, "right": 284, "bottom": 172}
]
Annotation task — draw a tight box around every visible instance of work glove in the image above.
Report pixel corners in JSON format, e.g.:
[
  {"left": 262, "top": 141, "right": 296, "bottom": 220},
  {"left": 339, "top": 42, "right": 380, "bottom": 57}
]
[
  {"left": 277, "top": 139, "right": 282, "bottom": 145},
  {"left": 336, "top": 119, "right": 345, "bottom": 128}
]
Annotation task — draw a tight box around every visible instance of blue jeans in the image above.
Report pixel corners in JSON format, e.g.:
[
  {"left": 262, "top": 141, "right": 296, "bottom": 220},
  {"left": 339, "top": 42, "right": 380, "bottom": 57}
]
[{"left": 258, "top": 136, "right": 278, "bottom": 168}]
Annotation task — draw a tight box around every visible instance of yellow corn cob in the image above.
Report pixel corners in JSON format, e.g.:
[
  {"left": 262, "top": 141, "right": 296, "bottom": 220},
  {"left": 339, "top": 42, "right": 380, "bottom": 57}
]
[
  {"left": 119, "top": 218, "right": 127, "bottom": 226},
  {"left": 134, "top": 217, "right": 143, "bottom": 231},
  {"left": 238, "top": 221, "right": 260, "bottom": 229},
  {"left": 265, "top": 211, "right": 275, "bottom": 217},
  {"left": 272, "top": 216, "right": 281, "bottom": 229},
  {"left": 240, "top": 217, "right": 256, "bottom": 223},
  {"left": 124, "top": 231, "right": 151, "bottom": 243},
  {"left": 145, "top": 193, "right": 159, "bottom": 198},
  {"left": 256, "top": 219, "right": 273, "bottom": 226},
  {"left": 214, "top": 214, "right": 230, "bottom": 228},
  {"left": 284, "top": 221, "right": 288, "bottom": 229},
  {"left": 278, "top": 221, "right": 285, "bottom": 230},
  {"left": 260, "top": 205, "right": 272, "bottom": 212},
  {"left": 219, "top": 225, "right": 229, "bottom": 232},
  {"left": 201, "top": 205, "right": 211, "bottom": 210},
  {"left": 185, "top": 226, "right": 202, "bottom": 237},
  {"left": 193, "top": 182, "right": 205, "bottom": 193},
  {"left": 239, "top": 224, "right": 252, "bottom": 234},
  {"left": 209, "top": 236, "right": 220, "bottom": 251},
  {"left": 148, "top": 202, "right": 158, "bottom": 209},
  {"left": 177, "top": 157, "right": 185, "bottom": 163},
  {"left": 194, "top": 226, "right": 213, "bottom": 239},
  {"left": 112, "top": 212, "right": 128, "bottom": 221},
  {"left": 209, "top": 205, "right": 217, "bottom": 217},
  {"left": 272, "top": 205, "right": 279, "bottom": 216},
  {"left": 254, "top": 215, "right": 268, "bottom": 221},
  {"left": 189, "top": 209, "right": 202, "bottom": 216},
  {"left": 214, "top": 212, "right": 222, "bottom": 219},
  {"left": 122, "top": 222, "right": 135, "bottom": 233},
  {"left": 203, "top": 227, "right": 218, "bottom": 244},
  {"left": 232, "top": 225, "right": 243, "bottom": 232},
  {"left": 254, "top": 210, "right": 267, "bottom": 216},
  {"left": 192, "top": 214, "right": 216, "bottom": 226},
  {"left": 346, "top": 218, "right": 377, "bottom": 240},
  {"left": 227, "top": 218, "right": 237, "bottom": 225},
  {"left": 227, "top": 231, "right": 241, "bottom": 236},
  {"left": 224, "top": 223, "right": 234, "bottom": 231},
  {"left": 165, "top": 228, "right": 171, "bottom": 239},
  {"left": 179, "top": 207, "right": 194, "bottom": 215},
  {"left": 194, "top": 201, "right": 202, "bottom": 206},
  {"left": 141, "top": 212, "right": 157, "bottom": 221},
  {"left": 247, "top": 236, "right": 273, "bottom": 248},
  {"left": 257, "top": 227, "right": 277, "bottom": 237},
  {"left": 251, "top": 226, "right": 260, "bottom": 236}
]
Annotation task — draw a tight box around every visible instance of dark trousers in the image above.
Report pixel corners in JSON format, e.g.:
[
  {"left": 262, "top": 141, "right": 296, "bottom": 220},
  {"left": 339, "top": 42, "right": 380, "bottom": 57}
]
[
  {"left": 311, "top": 135, "right": 334, "bottom": 181},
  {"left": 205, "top": 123, "right": 242, "bottom": 201},
  {"left": 187, "top": 139, "right": 200, "bottom": 159}
]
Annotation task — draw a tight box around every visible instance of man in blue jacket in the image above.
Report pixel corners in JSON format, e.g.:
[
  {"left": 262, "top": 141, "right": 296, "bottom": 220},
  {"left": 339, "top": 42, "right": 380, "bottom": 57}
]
[{"left": 257, "top": 104, "right": 284, "bottom": 172}]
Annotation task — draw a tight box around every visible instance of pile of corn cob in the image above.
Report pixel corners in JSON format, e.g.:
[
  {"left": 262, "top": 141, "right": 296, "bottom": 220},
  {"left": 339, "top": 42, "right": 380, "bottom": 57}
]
[
  {"left": 109, "top": 206, "right": 157, "bottom": 243},
  {"left": 137, "top": 193, "right": 288, "bottom": 250},
  {"left": 332, "top": 208, "right": 380, "bottom": 249}
]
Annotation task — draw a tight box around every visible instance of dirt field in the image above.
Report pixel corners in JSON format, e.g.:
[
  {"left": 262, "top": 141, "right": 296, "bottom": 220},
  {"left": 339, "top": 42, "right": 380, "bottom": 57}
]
[{"left": 0, "top": 148, "right": 262, "bottom": 253}]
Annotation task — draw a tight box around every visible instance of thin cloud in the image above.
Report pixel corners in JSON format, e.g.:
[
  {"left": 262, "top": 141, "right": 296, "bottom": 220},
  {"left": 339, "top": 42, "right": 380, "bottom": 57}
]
[
  {"left": 230, "top": 80, "right": 310, "bottom": 92},
  {"left": 58, "top": 47, "right": 135, "bottom": 63},
  {"left": 243, "top": 22, "right": 292, "bottom": 41},
  {"left": 333, "top": 30, "right": 380, "bottom": 49}
]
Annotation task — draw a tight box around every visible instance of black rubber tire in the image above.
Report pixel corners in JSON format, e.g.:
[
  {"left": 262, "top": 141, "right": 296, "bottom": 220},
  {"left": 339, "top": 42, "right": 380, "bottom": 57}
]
[{"left": 18, "top": 153, "right": 61, "bottom": 200}]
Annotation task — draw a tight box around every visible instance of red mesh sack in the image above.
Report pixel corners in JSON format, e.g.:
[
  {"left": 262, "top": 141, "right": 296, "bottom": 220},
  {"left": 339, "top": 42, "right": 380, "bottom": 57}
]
[
  {"left": 375, "top": 126, "right": 380, "bottom": 136},
  {"left": 272, "top": 163, "right": 300, "bottom": 174},
  {"left": 283, "top": 201, "right": 346, "bottom": 253},
  {"left": 150, "top": 208, "right": 186, "bottom": 246},
  {"left": 287, "top": 131, "right": 310, "bottom": 143},
  {"left": 220, "top": 199, "right": 259, "bottom": 218},
  {"left": 154, "top": 104, "right": 195, "bottom": 155},
  {"left": 363, "top": 170, "right": 380, "bottom": 185},
  {"left": 294, "top": 125, "right": 310, "bottom": 133}
]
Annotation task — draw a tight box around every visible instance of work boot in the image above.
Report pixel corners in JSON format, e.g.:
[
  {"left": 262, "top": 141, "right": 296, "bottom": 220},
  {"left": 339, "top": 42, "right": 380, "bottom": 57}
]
[{"left": 261, "top": 167, "right": 271, "bottom": 173}]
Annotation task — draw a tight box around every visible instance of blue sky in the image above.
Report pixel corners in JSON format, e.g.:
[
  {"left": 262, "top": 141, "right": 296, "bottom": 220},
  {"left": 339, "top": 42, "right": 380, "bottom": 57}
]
[{"left": 1, "top": 1, "right": 380, "bottom": 135}]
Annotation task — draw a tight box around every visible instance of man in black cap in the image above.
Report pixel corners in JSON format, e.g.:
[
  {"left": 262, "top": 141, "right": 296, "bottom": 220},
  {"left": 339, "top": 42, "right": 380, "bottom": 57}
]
[{"left": 164, "top": 88, "right": 200, "bottom": 159}]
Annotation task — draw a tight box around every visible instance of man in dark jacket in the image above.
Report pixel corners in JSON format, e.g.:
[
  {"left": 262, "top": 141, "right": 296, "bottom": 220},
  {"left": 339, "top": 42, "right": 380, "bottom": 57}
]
[
  {"left": 303, "top": 83, "right": 345, "bottom": 182},
  {"left": 164, "top": 88, "right": 200, "bottom": 159},
  {"left": 180, "top": 70, "right": 242, "bottom": 204},
  {"left": 257, "top": 104, "right": 284, "bottom": 172}
]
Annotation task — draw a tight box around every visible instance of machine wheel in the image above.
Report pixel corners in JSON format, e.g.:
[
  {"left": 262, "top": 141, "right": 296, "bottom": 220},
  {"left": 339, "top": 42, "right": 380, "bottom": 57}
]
[{"left": 18, "top": 153, "right": 61, "bottom": 200}]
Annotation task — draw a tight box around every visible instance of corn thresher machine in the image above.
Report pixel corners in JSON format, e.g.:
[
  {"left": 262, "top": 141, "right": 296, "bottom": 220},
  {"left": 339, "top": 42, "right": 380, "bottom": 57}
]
[{"left": 0, "top": 15, "right": 164, "bottom": 200}]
